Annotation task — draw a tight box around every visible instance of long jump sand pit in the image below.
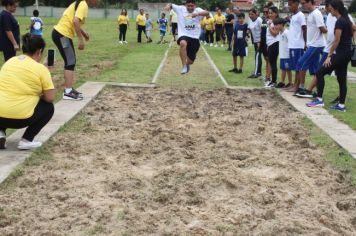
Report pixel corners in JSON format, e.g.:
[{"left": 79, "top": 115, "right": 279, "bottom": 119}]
[{"left": 1, "top": 87, "right": 356, "bottom": 235}]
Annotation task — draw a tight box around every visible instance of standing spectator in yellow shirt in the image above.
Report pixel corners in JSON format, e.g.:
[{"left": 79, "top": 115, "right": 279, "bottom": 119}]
[
  {"left": 52, "top": 0, "right": 96, "bottom": 101},
  {"left": 136, "top": 9, "right": 146, "bottom": 43},
  {"left": 0, "top": 34, "right": 55, "bottom": 150},
  {"left": 118, "top": 9, "right": 129, "bottom": 44},
  {"left": 214, "top": 9, "right": 226, "bottom": 47},
  {"left": 204, "top": 15, "right": 215, "bottom": 46}
]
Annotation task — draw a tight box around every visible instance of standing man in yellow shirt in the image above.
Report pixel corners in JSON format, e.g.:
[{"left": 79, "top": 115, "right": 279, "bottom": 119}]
[
  {"left": 118, "top": 8, "right": 129, "bottom": 44},
  {"left": 214, "top": 8, "right": 226, "bottom": 47},
  {"left": 0, "top": 34, "right": 55, "bottom": 150},
  {"left": 136, "top": 9, "right": 146, "bottom": 43},
  {"left": 52, "top": 0, "right": 96, "bottom": 101}
]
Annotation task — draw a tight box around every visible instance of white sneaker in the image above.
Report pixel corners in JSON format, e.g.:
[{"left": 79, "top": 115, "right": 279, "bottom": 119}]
[
  {"left": 119, "top": 41, "right": 123, "bottom": 44},
  {"left": 18, "top": 140, "right": 42, "bottom": 150},
  {"left": 221, "top": 44, "right": 224, "bottom": 48},
  {"left": 210, "top": 43, "right": 213, "bottom": 47},
  {"left": 214, "top": 44, "right": 218, "bottom": 47},
  {"left": 123, "top": 41, "right": 128, "bottom": 44},
  {"left": 181, "top": 65, "right": 189, "bottom": 75},
  {"left": 204, "top": 42, "right": 207, "bottom": 46},
  {"left": 0, "top": 130, "right": 6, "bottom": 149}
]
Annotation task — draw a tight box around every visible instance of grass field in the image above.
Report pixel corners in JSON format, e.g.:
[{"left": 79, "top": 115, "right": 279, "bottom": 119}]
[{"left": 1, "top": 16, "right": 356, "bottom": 235}]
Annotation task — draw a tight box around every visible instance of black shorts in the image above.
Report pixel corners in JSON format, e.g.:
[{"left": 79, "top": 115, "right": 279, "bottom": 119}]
[
  {"left": 52, "top": 29, "right": 76, "bottom": 71},
  {"left": 178, "top": 36, "right": 200, "bottom": 62},
  {"left": 171, "top": 23, "right": 178, "bottom": 35}
]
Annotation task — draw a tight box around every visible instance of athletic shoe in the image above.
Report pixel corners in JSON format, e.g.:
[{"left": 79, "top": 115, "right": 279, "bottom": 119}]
[
  {"left": 296, "top": 89, "right": 313, "bottom": 98},
  {"left": 331, "top": 96, "right": 340, "bottom": 104},
  {"left": 63, "top": 89, "right": 84, "bottom": 101},
  {"left": 229, "top": 68, "right": 238, "bottom": 73},
  {"left": 283, "top": 83, "right": 292, "bottom": 89},
  {"left": 124, "top": 41, "right": 128, "bottom": 44},
  {"left": 264, "top": 80, "right": 271, "bottom": 86},
  {"left": 276, "top": 82, "right": 285, "bottom": 88},
  {"left": 119, "top": 41, "right": 123, "bottom": 44},
  {"left": 237, "top": 69, "right": 242, "bottom": 74},
  {"left": 248, "top": 74, "right": 260, "bottom": 79},
  {"left": 221, "top": 44, "right": 224, "bottom": 48},
  {"left": 330, "top": 104, "right": 346, "bottom": 112},
  {"left": 0, "top": 130, "right": 6, "bottom": 150},
  {"left": 210, "top": 43, "right": 213, "bottom": 47},
  {"left": 293, "top": 88, "right": 304, "bottom": 96},
  {"left": 265, "top": 82, "right": 276, "bottom": 88},
  {"left": 306, "top": 99, "right": 324, "bottom": 107},
  {"left": 214, "top": 44, "right": 218, "bottom": 47},
  {"left": 18, "top": 140, "right": 42, "bottom": 150},
  {"left": 204, "top": 42, "right": 207, "bottom": 46},
  {"left": 181, "top": 65, "right": 189, "bottom": 74},
  {"left": 71, "top": 88, "right": 83, "bottom": 98}
]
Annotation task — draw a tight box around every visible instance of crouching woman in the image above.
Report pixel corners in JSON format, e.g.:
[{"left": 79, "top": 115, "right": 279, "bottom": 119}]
[{"left": 0, "top": 33, "right": 55, "bottom": 150}]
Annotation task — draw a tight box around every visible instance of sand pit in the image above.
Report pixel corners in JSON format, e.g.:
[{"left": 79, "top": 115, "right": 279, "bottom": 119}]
[{"left": 1, "top": 88, "right": 356, "bottom": 235}]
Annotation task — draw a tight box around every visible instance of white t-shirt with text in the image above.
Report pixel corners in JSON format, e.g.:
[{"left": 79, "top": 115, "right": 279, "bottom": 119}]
[{"left": 172, "top": 4, "right": 205, "bottom": 39}]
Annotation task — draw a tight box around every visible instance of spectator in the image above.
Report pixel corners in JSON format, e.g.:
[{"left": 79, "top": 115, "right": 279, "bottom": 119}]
[
  {"left": 118, "top": 8, "right": 129, "bottom": 44},
  {"left": 307, "top": 0, "right": 354, "bottom": 112},
  {"left": 52, "top": 0, "right": 96, "bottom": 101},
  {"left": 0, "top": 0, "right": 20, "bottom": 62},
  {"left": 0, "top": 34, "right": 55, "bottom": 150},
  {"left": 136, "top": 9, "right": 146, "bottom": 43}
]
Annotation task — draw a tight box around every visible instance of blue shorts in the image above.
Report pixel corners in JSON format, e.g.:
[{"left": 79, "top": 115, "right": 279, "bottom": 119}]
[
  {"left": 296, "top": 46, "right": 324, "bottom": 75},
  {"left": 280, "top": 58, "right": 291, "bottom": 71},
  {"left": 318, "top": 52, "right": 328, "bottom": 70},
  {"left": 160, "top": 30, "right": 166, "bottom": 37},
  {"left": 289, "top": 49, "right": 304, "bottom": 71}
]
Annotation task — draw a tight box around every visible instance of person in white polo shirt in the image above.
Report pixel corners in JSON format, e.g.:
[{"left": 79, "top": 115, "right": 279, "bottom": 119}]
[
  {"left": 164, "top": 0, "right": 209, "bottom": 75},
  {"left": 248, "top": 8, "right": 263, "bottom": 78}
]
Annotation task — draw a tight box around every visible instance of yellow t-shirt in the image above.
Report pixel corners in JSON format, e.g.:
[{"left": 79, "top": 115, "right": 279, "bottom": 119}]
[
  {"left": 54, "top": 1, "right": 88, "bottom": 39},
  {"left": 136, "top": 14, "right": 146, "bottom": 26},
  {"left": 118, "top": 15, "right": 129, "bottom": 25},
  {"left": 204, "top": 18, "right": 215, "bottom": 31},
  {"left": 0, "top": 55, "right": 54, "bottom": 119},
  {"left": 214, "top": 15, "right": 225, "bottom": 25}
]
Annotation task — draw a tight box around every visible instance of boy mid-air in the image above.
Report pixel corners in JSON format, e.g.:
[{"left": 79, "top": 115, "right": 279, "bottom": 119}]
[
  {"left": 164, "top": 0, "right": 209, "bottom": 74},
  {"left": 157, "top": 12, "right": 168, "bottom": 44}
]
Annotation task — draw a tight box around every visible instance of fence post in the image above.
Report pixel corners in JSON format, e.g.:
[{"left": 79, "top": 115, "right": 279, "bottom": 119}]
[
  {"left": 51, "top": 7, "right": 53, "bottom": 18},
  {"left": 24, "top": 6, "right": 26, "bottom": 17}
]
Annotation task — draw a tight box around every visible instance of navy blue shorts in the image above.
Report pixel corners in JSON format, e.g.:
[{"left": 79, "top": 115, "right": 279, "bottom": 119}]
[
  {"left": 296, "top": 46, "right": 324, "bottom": 75},
  {"left": 280, "top": 58, "right": 291, "bottom": 71},
  {"left": 232, "top": 45, "right": 246, "bottom": 57},
  {"left": 160, "top": 30, "right": 166, "bottom": 37},
  {"left": 289, "top": 49, "right": 304, "bottom": 71}
]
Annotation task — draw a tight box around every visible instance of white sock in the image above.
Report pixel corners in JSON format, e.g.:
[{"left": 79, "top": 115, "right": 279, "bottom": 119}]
[{"left": 65, "top": 88, "right": 72, "bottom": 94}]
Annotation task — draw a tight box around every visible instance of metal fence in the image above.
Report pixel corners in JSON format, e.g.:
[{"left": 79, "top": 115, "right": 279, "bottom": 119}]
[{"left": 14, "top": 6, "right": 166, "bottom": 20}]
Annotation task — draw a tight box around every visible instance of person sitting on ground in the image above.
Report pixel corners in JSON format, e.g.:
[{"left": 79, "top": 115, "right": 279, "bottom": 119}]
[
  {"left": 29, "top": 9, "right": 43, "bottom": 36},
  {"left": 164, "top": 0, "right": 209, "bottom": 75},
  {"left": 229, "top": 13, "right": 248, "bottom": 74},
  {"left": 0, "top": 34, "right": 55, "bottom": 150},
  {"left": 157, "top": 12, "right": 168, "bottom": 44},
  {"left": 145, "top": 13, "right": 153, "bottom": 43}
]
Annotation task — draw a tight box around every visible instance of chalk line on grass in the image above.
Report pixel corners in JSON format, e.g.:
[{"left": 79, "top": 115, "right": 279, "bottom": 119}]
[
  {"left": 201, "top": 45, "right": 230, "bottom": 88},
  {"left": 151, "top": 40, "right": 174, "bottom": 84}
]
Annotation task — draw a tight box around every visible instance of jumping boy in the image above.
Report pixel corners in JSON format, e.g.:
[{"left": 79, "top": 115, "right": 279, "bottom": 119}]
[
  {"left": 164, "top": 0, "right": 209, "bottom": 74},
  {"left": 157, "top": 12, "right": 168, "bottom": 44},
  {"left": 229, "top": 13, "right": 248, "bottom": 74},
  {"left": 29, "top": 10, "right": 43, "bottom": 36}
]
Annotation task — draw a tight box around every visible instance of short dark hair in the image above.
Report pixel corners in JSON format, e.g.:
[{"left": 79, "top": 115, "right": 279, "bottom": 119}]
[
  {"left": 304, "top": 0, "right": 315, "bottom": 4},
  {"left": 325, "top": 0, "right": 332, "bottom": 6},
  {"left": 273, "top": 18, "right": 287, "bottom": 25},
  {"left": 22, "top": 33, "right": 46, "bottom": 55},
  {"left": 249, "top": 8, "right": 258, "bottom": 14},
  {"left": 238, "top": 13, "right": 245, "bottom": 18},
  {"left": 1, "top": 0, "right": 15, "bottom": 6},
  {"left": 288, "top": 0, "right": 300, "bottom": 3},
  {"left": 161, "top": 12, "right": 166, "bottom": 17},
  {"left": 185, "top": 0, "right": 196, "bottom": 4},
  {"left": 33, "top": 9, "right": 39, "bottom": 17}
]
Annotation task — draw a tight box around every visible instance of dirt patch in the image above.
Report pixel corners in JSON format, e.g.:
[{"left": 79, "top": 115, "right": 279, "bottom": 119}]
[{"left": 0, "top": 88, "right": 355, "bottom": 235}]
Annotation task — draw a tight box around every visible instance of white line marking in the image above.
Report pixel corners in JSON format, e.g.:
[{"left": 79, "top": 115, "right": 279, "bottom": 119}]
[
  {"left": 201, "top": 46, "right": 229, "bottom": 88},
  {"left": 151, "top": 40, "right": 173, "bottom": 84}
]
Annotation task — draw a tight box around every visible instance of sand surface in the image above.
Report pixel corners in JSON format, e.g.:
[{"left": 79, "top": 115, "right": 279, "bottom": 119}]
[{"left": 0, "top": 88, "right": 356, "bottom": 236}]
